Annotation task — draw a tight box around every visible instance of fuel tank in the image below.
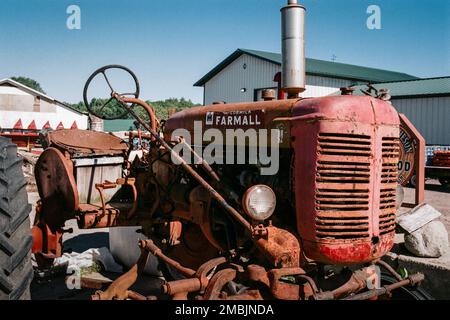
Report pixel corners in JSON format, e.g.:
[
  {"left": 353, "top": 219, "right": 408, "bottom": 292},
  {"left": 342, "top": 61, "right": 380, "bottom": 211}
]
[{"left": 164, "top": 100, "right": 296, "bottom": 148}]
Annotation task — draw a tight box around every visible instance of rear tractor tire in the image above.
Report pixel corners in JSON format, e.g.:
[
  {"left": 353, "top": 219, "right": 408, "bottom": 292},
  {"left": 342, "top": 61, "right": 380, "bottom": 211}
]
[{"left": 0, "top": 138, "right": 34, "bottom": 300}]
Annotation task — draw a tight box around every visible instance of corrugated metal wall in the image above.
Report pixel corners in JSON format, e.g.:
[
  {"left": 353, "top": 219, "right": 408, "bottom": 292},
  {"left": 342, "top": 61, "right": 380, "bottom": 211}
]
[
  {"left": 204, "top": 54, "right": 280, "bottom": 105},
  {"left": 392, "top": 96, "right": 450, "bottom": 145},
  {"left": 204, "top": 54, "right": 352, "bottom": 105}
]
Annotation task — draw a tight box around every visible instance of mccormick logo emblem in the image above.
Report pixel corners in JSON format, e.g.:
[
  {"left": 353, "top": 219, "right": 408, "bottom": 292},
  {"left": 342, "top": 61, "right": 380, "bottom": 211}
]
[
  {"left": 205, "top": 110, "right": 265, "bottom": 129},
  {"left": 205, "top": 112, "right": 214, "bottom": 125}
]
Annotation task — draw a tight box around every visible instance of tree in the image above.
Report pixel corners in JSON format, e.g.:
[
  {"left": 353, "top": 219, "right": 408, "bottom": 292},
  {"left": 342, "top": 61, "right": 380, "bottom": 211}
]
[
  {"left": 10, "top": 76, "right": 46, "bottom": 94},
  {"left": 70, "top": 97, "right": 201, "bottom": 121}
]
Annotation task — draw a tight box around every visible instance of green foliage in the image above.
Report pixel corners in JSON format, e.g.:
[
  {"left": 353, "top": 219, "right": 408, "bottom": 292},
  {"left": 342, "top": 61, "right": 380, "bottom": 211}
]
[
  {"left": 11, "top": 76, "right": 46, "bottom": 94},
  {"left": 69, "top": 97, "right": 201, "bottom": 121}
]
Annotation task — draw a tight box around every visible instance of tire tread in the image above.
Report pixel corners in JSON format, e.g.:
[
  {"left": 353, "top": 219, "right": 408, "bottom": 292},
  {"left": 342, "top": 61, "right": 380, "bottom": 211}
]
[{"left": 0, "top": 137, "right": 33, "bottom": 300}]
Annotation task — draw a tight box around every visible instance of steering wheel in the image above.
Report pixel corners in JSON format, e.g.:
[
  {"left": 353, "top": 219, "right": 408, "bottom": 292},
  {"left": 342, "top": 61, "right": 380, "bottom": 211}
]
[{"left": 83, "top": 65, "right": 140, "bottom": 120}]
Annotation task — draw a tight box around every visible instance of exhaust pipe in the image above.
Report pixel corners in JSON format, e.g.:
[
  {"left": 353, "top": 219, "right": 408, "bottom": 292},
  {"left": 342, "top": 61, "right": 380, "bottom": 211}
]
[{"left": 281, "top": 0, "right": 306, "bottom": 98}]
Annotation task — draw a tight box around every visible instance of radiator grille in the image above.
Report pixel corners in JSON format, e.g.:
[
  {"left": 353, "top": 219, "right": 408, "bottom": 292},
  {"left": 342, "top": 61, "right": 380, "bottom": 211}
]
[
  {"left": 379, "top": 137, "right": 400, "bottom": 235},
  {"left": 318, "top": 133, "right": 371, "bottom": 157},
  {"left": 315, "top": 133, "right": 399, "bottom": 240},
  {"left": 315, "top": 133, "right": 372, "bottom": 239}
]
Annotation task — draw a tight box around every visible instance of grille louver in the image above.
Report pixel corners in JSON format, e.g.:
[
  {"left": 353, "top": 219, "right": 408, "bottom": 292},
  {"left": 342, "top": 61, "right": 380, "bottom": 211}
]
[
  {"left": 314, "top": 133, "right": 399, "bottom": 240},
  {"left": 379, "top": 137, "right": 400, "bottom": 235},
  {"left": 315, "top": 133, "right": 372, "bottom": 239}
]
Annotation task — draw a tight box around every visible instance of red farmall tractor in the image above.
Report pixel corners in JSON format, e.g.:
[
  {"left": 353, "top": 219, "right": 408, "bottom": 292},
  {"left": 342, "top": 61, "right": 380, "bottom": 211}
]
[{"left": 31, "top": 1, "right": 429, "bottom": 300}]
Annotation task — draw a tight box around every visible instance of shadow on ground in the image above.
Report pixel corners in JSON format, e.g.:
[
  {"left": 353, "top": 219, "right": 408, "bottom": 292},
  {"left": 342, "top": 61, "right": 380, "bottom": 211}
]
[
  {"left": 64, "top": 233, "right": 109, "bottom": 253},
  {"left": 31, "top": 231, "right": 166, "bottom": 300}
]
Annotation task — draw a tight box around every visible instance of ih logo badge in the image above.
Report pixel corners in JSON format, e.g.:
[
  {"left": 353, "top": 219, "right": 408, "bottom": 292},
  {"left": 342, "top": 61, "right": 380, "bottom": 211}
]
[{"left": 205, "top": 112, "right": 214, "bottom": 125}]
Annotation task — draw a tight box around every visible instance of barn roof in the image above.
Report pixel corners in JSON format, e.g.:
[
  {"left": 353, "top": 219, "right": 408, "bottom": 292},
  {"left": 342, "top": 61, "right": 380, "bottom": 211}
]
[
  {"left": 0, "top": 78, "right": 86, "bottom": 115},
  {"left": 351, "top": 76, "right": 450, "bottom": 98},
  {"left": 194, "top": 48, "right": 418, "bottom": 86}
]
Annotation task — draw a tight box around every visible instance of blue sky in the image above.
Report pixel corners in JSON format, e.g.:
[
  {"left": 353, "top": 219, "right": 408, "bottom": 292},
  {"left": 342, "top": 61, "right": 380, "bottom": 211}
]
[{"left": 0, "top": 0, "right": 448, "bottom": 104}]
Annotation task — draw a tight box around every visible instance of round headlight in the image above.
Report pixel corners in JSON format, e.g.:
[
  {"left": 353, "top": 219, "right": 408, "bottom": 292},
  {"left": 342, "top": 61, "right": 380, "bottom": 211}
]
[{"left": 242, "top": 185, "right": 276, "bottom": 221}]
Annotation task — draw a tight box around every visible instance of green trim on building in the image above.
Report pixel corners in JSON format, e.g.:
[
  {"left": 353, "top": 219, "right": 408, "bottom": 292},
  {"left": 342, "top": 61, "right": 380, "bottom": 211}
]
[
  {"left": 352, "top": 76, "right": 450, "bottom": 98},
  {"left": 194, "top": 49, "right": 418, "bottom": 87}
]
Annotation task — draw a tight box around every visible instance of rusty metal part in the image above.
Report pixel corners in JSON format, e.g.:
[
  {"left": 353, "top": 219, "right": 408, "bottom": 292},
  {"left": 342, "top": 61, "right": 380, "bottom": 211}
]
[
  {"left": 34, "top": 147, "right": 79, "bottom": 228},
  {"left": 77, "top": 204, "right": 119, "bottom": 229},
  {"left": 252, "top": 224, "right": 268, "bottom": 237},
  {"left": 169, "top": 221, "right": 182, "bottom": 246},
  {"left": 246, "top": 265, "right": 270, "bottom": 287},
  {"left": 169, "top": 186, "right": 223, "bottom": 251},
  {"left": 116, "top": 178, "right": 138, "bottom": 218},
  {"left": 126, "top": 290, "right": 147, "bottom": 300},
  {"left": 399, "top": 113, "right": 425, "bottom": 206},
  {"left": 296, "top": 274, "right": 319, "bottom": 294},
  {"left": 164, "top": 223, "right": 221, "bottom": 272},
  {"left": 162, "top": 278, "right": 201, "bottom": 298},
  {"left": 112, "top": 94, "right": 157, "bottom": 137},
  {"left": 267, "top": 267, "right": 308, "bottom": 300},
  {"left": 328, "top": 269, "right": 371, "bottom": 299},
  {"left": 313, "top": 266, "right": 383, "bottom": 300},
  {"left": 80, "top": 177, "right": 137, "bottom": 228},
  {"left": 253, "top": 226, "right": 301, "bottom": 268},
  {"left": 189, "top": 186, "right": 223, "bottom": 251},
  {"left": 343, "top": 273, "right": 425, "bottom": 300},
  {"left": 31, "top": 223, "right": 64, "bottom": 268},
  {"left": 162, "top": 257, "right": 228, "bottom": 299},
  {"left": 203, "top": 268, "right": 237, "bottom": 300},
  {"left": 195, "top": 257, "right": 228, "bottom": 292},
  {"left": 95, "top": 181, "right": 116, "bottom": 219},
  {"left": 139, "top": 239, "right": 196, "bottom": 277},
  {"left": 44, "top": 129, "right": 128, "bottom": 157},
  {"left": 92, "top": 244, "right": 150, "bottom": 300},
  {"left": 376, "top": 259, "right": 403, "bottom": 282}
]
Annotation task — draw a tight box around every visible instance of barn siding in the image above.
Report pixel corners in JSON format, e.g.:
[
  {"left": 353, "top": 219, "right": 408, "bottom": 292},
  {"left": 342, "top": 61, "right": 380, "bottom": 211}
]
[
  {"left": 392, "top": 96, "right": 450, "bottom": 145},
  {"left": 204, "top": 54, "right": 352, "bottom": 105}
]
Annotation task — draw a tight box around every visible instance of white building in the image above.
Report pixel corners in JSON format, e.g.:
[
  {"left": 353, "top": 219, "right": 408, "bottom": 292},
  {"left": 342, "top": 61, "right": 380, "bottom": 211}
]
[
  {"left": 194, "top": 49, "right": 450, "bottom": 146},
  {"left": 194, "top": 49, "right": 418, "bottom": 105},
  {"left": 351, "top": 77, "right": 450, "bottom": 146},
  {"left": 0, "top": 78, "right": 88, "bottom": 131}
]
